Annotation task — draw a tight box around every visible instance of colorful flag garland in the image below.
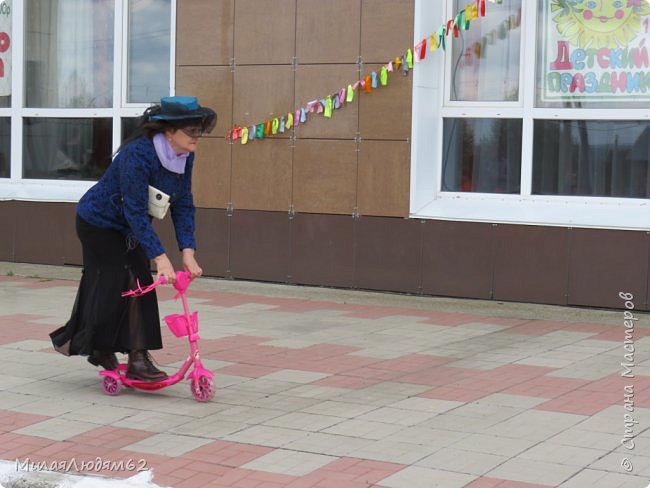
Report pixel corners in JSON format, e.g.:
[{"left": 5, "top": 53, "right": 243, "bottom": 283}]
[{"left": 227, "top": 0, "right": 500, "bottom": 143}]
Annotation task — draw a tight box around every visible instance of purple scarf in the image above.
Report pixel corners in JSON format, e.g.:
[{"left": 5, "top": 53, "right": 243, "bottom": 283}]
[{"left": 153, "top": 133, "right": 189, "bottom": 174}]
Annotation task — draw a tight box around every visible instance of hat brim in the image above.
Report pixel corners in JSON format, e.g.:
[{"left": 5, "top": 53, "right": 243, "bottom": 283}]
[{"left": 150, "top": 107, "right": 217, "bottom": 133}]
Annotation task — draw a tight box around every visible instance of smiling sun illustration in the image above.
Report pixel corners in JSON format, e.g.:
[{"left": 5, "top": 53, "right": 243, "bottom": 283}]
[{"left": 551, "top": 0, "right": 650, "bottom": 48}]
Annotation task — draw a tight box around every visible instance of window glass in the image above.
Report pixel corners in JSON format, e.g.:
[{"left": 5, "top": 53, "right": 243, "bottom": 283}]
[
  {"left": 127, "top": 0, "right": 171, "bottom": 103},
  {"left": 121, "top": 117, "right": 140, "bottom": 142},
  {"left": 533, "top": 120, "right": 650, "bottom": 197},
  {"left": 442, "top": 118, "right": 522, "bottom": 193},
  {"left": 23, "top": 118, "right": 112, "bottom": 180},
  {"left": 450, "top": 0, "right": 522, "bottom": 101},
  {"left": 24, "top": 0, "right": 114, "bottom": 108},
  {"left": 536, "top": 1, "right": 650, "bottom": 108},
  {"left": 0, "top": 117, "right": 8, "bottom": 177}
]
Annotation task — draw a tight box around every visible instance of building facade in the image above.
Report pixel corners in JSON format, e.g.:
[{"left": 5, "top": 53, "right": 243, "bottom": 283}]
[{"left": 1, "top": 0, "right": 649, "bottom": 310}]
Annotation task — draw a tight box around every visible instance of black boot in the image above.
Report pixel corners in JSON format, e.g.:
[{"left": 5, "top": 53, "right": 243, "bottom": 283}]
[
  {"left": 88, "top": 350, "right": 118, "bottom": 370},
  {"left": 126, "top": 350, "right": 168, "bottom": 382}
]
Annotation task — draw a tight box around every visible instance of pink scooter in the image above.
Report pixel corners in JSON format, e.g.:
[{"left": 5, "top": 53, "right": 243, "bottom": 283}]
[{"left": 99, "top": 270, "right": 215, "bottom": 402}]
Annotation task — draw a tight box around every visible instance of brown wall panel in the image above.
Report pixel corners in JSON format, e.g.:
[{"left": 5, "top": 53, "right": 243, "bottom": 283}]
[
  {"left": 291, "top": 213, "right": 355, "bottom": 288},
  {"left": 193, "top": 138, "right": 231, "bottom": 209},
  {"left": 13, "top": 202, "right": 76, "bottom": 265},
  {"left": 357, "top": 140, "right": 410, "bottom": 217},
  {"left": 493, "top": 225, "right": 569, "bottom": 305},
  {"left": 294, "top": 64, "right": 360, "bottom": 140},
  {"left": 296, "top": 0, "right": 361, "bottom": 64},
  {"left": 231, "top": 139, "right": 292, "bottom": 212},
  {"left": 176, "top": 0, "right": 234, "bottom": 66},
  {"left": 151, "top": 215, "right": 179, "bottom": 268},
  {"left": 4, "top": 200, "right": 650, "bottom": 311},
  {"left": 176, "top": 66, "right": 233, "bottom": 138},
  {"left": 358, "top": 64, "right": 412, "bottom": 140},
  {"left": 233, "top": 65, "right": 294, "bottom": 128},
  {"left": 234, "top": 0, "right": 296, "bottom": 65},
  {"left": 61, "top": 206, "right": 82, "bottom": 266},
  {"left": 355, "top": 216, "right": 421, "bottom": 293},
  {"left": 229, "top": 210, "right": 290, "bottom": 282},
  {"left": 421, "top": 220, "right": 494, "bottom": 299},
  {"left": 292, "top": 139, "right": 357, "bottom": 215},
  {"left": 195, "top": 208, "right": 229, "bottom": 277},
  {"left": 568, "top": 228, "right": 648, "bottom": 309},
  {"left": 361, "top": 0, "right": 415, "bottom": 63},
  {"left": 0, "top": 200, "right": 15, "bottom": 261}
]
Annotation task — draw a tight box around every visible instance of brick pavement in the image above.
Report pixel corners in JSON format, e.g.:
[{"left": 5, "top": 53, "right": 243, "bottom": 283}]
[{"left": 0, "top": 263, "right": 649, "bottom": 487}]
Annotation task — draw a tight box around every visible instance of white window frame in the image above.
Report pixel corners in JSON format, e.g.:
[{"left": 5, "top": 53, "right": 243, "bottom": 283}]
[
  {"left": 0, "top": 0, "right": 176, "bottom": 202},
  {"left": 410, "top": 0, "right": 650, "bottom": 231}
]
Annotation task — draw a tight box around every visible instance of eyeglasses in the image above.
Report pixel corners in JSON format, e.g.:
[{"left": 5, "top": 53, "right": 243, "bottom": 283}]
[{"left": 180, "top": 127, "right": 205, "bottom": 138}]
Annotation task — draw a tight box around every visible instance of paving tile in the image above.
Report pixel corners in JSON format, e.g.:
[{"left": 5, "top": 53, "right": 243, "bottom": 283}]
[
  {"left": 557, "top": 469, "right": 648, "bottom": 488},
  {"left": 416, "top": 447, "right": 509, "bottom": 475},
  {"left": 322, "top": 419, "right": 403, "bottom": 440},
  {"left": 241, "top": 448, "right": 337, "bottom": 476},
  {"left": 283, "top": 432, "right": 372, "bottom": 457},
  {"left": 1, "top": 269, "right": 649, "bottom": 487},
  {"left": 300, "top": 400, "right": 379, "bottom": 418},
  {"left": 261, "top": 369, "right": 331, "bottom": 384},
  {"left": 222, "top": 425, "right": 310, "bottom": 448},
  {"left": 450, "top": 433, "right": 538, "bottom": 458},
  {"left": 181, "top": 440, "right": 273, "bottom": 467},
  {"left": 378, "top": 465, "right": 477, "bottom": 487},
  {"left": 14, "top": 418, "right": 99, "bottom": 441},
  {"left": 123, "top": 433, "right": 213, "bottom": 457},
  {"left": 262, "top": 411, "right": 343, "bottom": 431},
  {"left": 486, "top": 458, "right": 581, "bottom": 486}
]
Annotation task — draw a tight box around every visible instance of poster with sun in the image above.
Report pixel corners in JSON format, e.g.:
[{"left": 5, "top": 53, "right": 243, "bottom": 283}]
[{"left": 542, "top": 0, "right": 650, "bottom": 102}]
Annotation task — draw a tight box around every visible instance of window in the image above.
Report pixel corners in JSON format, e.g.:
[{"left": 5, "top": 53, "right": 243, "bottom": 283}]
[
  {"left": 450, "top": 0, "right": 521, "bottom": 102},
  {"left": 533, "top": 120, "right": 650, "bottom": 198},
  {"left": 442, "top": 117, "right": 522, "bottom": 194},
  {"left": 127, "top": 0, "right": 172, "bottom": 103},
  {"left": 411, "top": 0, "right": 650, "bottom": 230},
  {"left": 0, "top": 0, "right": 173, "bottom": 199}
]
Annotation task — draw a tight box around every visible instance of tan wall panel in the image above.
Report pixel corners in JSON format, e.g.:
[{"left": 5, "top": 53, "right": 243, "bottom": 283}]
[
  {"left": 232, "top": 65, "right": 294, "bottom": 129},
  {"left": 176, "top": 66, "right": 233, "bottom": 139},
  {"left": 293, "top": 139, "right": 357, "bottom": 215},
  {"left": 231, "top": 139, "right": 292, "bottom": 211},
  {"left": 176, "top": 0, "right": 234, "bottom": 66},
  {"left": 192, "top": 138, "right": 231, "bottom": 209},
  {"left": 361, "top": 0, "right": 415, "bottom": 63},
  {"left": 234, "top": 0, "right": 296, "bottom": 65},
  {"left": 358, "top": 64, "right": 413, "bottom": 140},
  {"left": 294, "top": 64, "right": 360, "bottom": 139},
  {"left": 357, "top": 140, "right": 410, "bottom": 217},
  {"left": 296, "top": 0, "right": 361, "bottom": 64}
]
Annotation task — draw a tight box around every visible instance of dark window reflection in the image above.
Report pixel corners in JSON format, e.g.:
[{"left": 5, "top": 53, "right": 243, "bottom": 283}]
[
  {"left": 23, "top": 118, "right": 112, "bottom": 180},
  {"left": 121, "top": 117, "right": 139, "bottom": 143},
  {"left": 533, "top": 121, "right": 650, "bottom": 198},
  {"left": 442, "top": 118, "right": 522, "bottom": 194}
]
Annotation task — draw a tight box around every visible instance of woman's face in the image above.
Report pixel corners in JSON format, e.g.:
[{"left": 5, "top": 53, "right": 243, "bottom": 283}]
[{"left": 165, "top": 126, "right": 202, "bottom": 153}]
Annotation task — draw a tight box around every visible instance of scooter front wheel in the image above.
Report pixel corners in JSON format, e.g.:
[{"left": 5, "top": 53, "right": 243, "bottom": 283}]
[
  {"left": 102, "top": 376, "right": 122, "bottom": 396},
  {"left": 190, "top": 375, "right": 214, "bottom": 402}
]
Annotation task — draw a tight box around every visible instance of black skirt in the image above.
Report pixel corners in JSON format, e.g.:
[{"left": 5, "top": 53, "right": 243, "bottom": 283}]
[{"left": 49, "top": 215, "right": 163, "bottom": 356}]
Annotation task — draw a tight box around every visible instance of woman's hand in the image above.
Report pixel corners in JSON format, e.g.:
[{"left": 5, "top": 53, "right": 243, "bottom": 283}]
[
  {"left": 153, "top": 253, "right": 176, "bottom": 283},
  {"left": 182, "top": 248, "right": 203, "bottom": 279}
]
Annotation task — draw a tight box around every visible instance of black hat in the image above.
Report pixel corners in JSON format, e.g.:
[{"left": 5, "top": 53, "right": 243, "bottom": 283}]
[{"left": 149, "top": 96, "right": 216, "bottom": 133}]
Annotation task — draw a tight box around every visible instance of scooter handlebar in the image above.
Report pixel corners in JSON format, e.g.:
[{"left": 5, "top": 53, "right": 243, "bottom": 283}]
[{"left": 121, "top": 271, "right": 192, "bottom": 297}]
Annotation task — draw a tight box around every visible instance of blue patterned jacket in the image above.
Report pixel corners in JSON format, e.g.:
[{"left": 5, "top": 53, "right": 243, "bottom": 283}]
[{"left": 77, "top": 136, "right": 196, "bottom": 259}]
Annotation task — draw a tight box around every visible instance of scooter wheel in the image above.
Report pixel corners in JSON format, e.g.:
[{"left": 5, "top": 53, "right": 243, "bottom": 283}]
[
  {"left": 102, "top": 376, "right": 122, "bottom": 396},
  {"left": 191, "top": 375, "right": 214, "bottom": 402}
]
